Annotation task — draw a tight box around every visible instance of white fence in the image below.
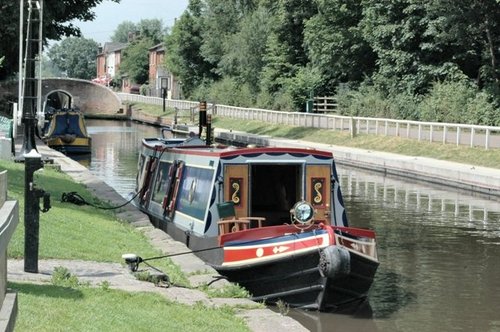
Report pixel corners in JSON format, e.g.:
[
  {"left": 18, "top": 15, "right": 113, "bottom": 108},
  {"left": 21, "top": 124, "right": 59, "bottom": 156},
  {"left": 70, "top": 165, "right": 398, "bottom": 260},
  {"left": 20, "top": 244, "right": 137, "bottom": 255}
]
[{"left": 118, "top": 93, "right": 500, "bottom": 150}]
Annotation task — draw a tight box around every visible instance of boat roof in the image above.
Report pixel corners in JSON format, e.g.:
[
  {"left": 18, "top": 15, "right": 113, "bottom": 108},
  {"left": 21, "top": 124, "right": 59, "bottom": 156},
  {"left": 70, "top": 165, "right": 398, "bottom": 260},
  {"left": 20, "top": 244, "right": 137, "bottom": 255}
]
[{"left": 142, "top": 137, "right": 333, "bottom": 159}]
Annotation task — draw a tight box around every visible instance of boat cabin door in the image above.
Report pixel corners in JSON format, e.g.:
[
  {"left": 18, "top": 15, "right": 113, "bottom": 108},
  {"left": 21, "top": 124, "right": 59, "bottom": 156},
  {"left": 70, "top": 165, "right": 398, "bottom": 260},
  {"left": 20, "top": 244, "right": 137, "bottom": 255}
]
[
  {"left": 306, "top": 165, "right": 331, "bottom": 222},
  {"left": 223, "top": 165, "right": 249, "bottom": 218}
]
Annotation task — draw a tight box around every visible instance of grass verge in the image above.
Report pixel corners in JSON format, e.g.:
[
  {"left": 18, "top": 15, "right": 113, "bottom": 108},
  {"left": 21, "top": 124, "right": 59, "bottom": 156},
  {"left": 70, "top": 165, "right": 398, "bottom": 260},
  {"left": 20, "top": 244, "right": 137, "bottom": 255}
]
[
  {"left": 11, "top": 281, "right": 249, "bottom": 332},
  {"left": 1, "top": 158, "right": 250, "bottom": 331}
]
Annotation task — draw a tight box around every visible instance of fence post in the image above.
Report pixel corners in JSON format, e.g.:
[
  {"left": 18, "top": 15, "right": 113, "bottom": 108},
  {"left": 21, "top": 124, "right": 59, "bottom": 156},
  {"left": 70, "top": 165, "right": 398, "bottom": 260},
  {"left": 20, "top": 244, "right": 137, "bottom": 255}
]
[
  {"left": 350, "top": 117, "right": 356, "bottom": 138},
  {"left": 443, "top": 126, "right": 447, "bottom": 144},
  {"left": 470, "top": 128, "right": 475, "bottom": 147},
  {"left": 430, "top": 125, "right": 433, "bottom": 143},
  {"left": 456, "top": 127, "right": 460, "bottom": 146},
  {"left": 418, "top": 124, "right": 422, "bottom": 141},
  {"left": 485, "top": 129, "right": 490, "bottom": 150}
]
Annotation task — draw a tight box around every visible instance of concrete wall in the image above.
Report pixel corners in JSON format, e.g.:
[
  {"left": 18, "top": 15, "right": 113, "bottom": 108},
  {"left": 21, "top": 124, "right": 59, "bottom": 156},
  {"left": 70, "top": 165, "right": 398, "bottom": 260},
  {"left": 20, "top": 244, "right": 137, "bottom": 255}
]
[{"left": 0, "top": 171, "right": 19, "bottom": 332}]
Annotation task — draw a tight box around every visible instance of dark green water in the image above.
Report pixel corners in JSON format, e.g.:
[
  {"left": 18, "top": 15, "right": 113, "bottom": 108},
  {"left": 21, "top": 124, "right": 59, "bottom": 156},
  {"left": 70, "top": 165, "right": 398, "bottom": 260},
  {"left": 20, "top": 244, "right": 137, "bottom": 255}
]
[{"left": 86, "top": 119, "right": 500, "bottom": 332}]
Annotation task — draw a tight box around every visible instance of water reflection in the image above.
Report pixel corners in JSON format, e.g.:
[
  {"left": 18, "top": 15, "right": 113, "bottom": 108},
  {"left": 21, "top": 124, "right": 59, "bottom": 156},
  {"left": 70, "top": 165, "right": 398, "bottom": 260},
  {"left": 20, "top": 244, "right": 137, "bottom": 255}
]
[
  {"left": 86, "top": 119, "right": 160, "bottom": 197},
  {"left": 83, "top": 120, "right": 500, "bottom": 331}
]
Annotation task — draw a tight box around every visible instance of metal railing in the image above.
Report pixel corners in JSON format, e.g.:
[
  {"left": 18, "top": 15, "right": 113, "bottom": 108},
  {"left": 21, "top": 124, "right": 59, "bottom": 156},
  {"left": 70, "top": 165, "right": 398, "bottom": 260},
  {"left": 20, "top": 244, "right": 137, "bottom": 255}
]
[{"left": 118, "top": 93, "right": 500, "bottom": 150}]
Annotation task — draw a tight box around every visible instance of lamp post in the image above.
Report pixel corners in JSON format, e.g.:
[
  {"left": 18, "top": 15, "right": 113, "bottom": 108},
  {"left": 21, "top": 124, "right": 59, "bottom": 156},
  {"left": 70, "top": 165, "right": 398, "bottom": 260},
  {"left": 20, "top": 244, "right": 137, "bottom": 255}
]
[{"left": 161, "top": 77, "right": 168, "bottom": 113}]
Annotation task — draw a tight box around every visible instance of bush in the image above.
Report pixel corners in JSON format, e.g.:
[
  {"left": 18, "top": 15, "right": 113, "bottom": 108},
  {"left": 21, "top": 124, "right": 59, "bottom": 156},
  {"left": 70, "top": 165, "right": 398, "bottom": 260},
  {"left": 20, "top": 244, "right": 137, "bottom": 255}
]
[
  {"left": 190, "top": 77, "right": 255, "bottom": 107},
  {"left": 418, "top": 80, "right": 498, "bottom": 125}
]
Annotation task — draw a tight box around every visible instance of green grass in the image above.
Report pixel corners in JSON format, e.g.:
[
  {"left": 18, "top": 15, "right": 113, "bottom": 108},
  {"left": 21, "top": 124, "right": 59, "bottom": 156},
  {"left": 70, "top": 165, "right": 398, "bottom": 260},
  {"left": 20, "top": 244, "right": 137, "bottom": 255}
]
[
  {"left": 10, "top": 281, "right": 249, "bottom": 332},
  {"left": 1, "top": 158, "right": 252, "bottom": 330},
  {"left": 0, "top": 159, "right": 187, "bottom": 286}
]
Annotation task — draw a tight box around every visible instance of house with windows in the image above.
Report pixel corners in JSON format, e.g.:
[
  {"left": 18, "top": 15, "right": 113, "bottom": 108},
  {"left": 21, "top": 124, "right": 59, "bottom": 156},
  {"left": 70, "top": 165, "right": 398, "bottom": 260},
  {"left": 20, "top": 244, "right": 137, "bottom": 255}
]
[
  {"left": 94, "top": 42, "right": 127, "bottom": 86},
  {"left": 149, "top": 43, "right": 181, "bottom": 99}
]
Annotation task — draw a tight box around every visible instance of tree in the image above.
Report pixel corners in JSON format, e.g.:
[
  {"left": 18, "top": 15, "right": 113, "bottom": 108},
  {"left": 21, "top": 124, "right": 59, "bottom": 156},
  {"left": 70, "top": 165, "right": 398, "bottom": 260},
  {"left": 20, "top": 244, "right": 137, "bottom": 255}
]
[
  {"left": 0, "top": 0, "right": 120, "bottom": 79},
  {"left": 47, "top": 37, "right": 99, "bottom": 79},
  {"left": 137, "top": 19, "right": 167, "bottom": 45},
  {"left": 304, "top": 0, "right": 375, "bottom": 92},
  {"left": 164, "top": 3, "right": 216, "bottom": 96},
  {"left": 218, "top": 6, "right": 273, "bottom": 91},
  {"left": 111, "top": 21, "right": 137, "bottom": 43}
]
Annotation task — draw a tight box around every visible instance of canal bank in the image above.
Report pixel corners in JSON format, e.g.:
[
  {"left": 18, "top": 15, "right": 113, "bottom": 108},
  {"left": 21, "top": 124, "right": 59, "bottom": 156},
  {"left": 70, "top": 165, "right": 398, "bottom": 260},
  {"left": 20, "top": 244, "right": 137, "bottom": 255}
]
[
  {"left": 216, "top": 130, "right": 500, "bottom": 199},
  {"left": 8, "top": 142, "right": 307, "bottom": 332}
]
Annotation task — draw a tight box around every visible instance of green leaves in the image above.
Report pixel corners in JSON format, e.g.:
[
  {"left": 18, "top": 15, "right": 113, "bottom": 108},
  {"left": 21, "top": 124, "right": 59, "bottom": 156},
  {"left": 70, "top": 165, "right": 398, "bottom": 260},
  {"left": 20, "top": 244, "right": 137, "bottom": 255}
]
[{"left": 47, "top": 37, "right": 100, "bottom": 79}]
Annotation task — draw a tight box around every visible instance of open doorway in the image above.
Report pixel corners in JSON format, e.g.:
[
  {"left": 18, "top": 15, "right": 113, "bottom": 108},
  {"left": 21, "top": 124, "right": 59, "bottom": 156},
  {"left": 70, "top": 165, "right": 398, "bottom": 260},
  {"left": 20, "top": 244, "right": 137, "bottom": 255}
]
[{"left": 250, "top": 164, "right": 302, "bottom": 226}]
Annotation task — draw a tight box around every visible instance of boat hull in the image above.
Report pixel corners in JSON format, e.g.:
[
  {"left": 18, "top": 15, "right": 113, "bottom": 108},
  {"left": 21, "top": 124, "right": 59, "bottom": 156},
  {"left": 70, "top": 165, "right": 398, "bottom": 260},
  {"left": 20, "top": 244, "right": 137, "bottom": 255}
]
[
  {"left": 46, "top": 137, "right": 92, "bottom": 154},
  {"left": 215, "top": 245, "right": 378, "bottom": 311}
]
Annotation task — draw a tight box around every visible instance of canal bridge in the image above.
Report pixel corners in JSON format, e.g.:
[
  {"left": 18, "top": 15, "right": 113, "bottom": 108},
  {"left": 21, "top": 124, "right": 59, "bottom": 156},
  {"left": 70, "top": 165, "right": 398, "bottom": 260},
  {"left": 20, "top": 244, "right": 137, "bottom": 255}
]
[{"left": 0, "top": 78, "right": 123, "bottom": 115}]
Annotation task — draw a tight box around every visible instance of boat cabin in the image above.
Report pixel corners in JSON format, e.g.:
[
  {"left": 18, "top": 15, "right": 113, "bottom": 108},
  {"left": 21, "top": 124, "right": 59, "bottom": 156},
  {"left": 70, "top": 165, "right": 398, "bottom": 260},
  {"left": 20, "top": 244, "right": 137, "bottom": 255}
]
[{"left": 136, "top": 138, "right": 348, "bottom": 239}]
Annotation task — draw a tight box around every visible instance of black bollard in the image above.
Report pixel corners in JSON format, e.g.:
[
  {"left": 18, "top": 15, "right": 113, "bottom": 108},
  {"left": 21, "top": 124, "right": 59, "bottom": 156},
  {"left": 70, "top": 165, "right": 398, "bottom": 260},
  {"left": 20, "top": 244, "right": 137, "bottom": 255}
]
[
  {"left": 199, "top": 101, "right": 207, "bottom": 138},
  {"left": 24, "top": 150, "right": 44, "bottom": 273}
]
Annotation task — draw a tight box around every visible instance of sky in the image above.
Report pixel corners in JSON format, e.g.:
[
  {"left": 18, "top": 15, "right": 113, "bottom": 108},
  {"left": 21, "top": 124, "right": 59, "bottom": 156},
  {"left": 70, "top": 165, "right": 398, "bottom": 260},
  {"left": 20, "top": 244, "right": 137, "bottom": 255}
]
[{"left": 73, "top": 0, "right": 189, "bottom": 45}]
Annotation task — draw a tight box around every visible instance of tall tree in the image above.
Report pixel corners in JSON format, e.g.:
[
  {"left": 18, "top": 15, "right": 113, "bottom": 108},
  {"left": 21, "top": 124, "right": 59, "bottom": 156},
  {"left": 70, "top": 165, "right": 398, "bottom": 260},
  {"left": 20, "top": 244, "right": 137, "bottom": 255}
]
[
  {"left": 304, "top": 0, "right": 375, "bottom": 92},
  {"left": 111, "top": 21, "right": 137, "bottom": 43},
  {"left": 0, "top": 0, "right": 120, "bottom": 79},
  {"left": 200, "top": 0, "right": 256, "bottom": 76},
  {"left": 164, "top": 2, "right": 215, "bottom": 96},
  {"left": 218, "top": 6, "right": 273, "bottom": 91},
  {"left": 137, "top": 19, "right": 167, "bottom": 45},
  {"left": 47, "top": 37, "right": 99, "bottom": 79}
]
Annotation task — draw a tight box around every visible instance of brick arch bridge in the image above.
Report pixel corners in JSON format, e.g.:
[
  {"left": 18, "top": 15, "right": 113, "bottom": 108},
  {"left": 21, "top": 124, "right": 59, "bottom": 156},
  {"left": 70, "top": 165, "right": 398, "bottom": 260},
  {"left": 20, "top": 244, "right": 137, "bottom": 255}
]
[{"left": 42, "top": 78, "right": 123, "bottom": 114}]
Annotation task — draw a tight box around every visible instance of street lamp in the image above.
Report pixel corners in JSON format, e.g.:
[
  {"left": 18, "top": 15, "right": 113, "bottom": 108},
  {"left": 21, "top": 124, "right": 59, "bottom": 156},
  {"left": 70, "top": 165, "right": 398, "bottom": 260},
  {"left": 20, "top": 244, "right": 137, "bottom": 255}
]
[{"left": 161, "top": 77, "right": 169, "bottom": 113}]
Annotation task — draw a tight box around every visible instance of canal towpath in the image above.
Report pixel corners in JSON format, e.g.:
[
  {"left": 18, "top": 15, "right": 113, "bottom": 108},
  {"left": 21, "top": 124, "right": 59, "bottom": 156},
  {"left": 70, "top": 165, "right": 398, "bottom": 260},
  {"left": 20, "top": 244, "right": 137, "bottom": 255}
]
[{"left": 8, "top": 142, "right": 308, "bottom": 332}]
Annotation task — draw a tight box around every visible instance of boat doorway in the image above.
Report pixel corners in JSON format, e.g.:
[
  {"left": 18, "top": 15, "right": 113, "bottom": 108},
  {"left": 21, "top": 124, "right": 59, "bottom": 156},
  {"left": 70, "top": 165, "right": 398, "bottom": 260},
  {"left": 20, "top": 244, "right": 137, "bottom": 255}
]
[{"left": 250, "top": 164, "right": 302, "bottom": 226}]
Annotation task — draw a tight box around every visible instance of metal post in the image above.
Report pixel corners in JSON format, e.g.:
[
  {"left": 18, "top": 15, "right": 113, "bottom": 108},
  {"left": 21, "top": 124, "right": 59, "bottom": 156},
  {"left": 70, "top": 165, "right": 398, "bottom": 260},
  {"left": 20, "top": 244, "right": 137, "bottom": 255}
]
[
  {"left": 162, "top": 88, "right": 166, "bottom": 113},
  {"left": 206, "top": 114, "right": 212, "bottom": 146},
  {"left": 199, "top": 101, "right": 207, "bottom": 138},
  {"left": 24, "top": 150, "right": 43, "bottom": 273}
]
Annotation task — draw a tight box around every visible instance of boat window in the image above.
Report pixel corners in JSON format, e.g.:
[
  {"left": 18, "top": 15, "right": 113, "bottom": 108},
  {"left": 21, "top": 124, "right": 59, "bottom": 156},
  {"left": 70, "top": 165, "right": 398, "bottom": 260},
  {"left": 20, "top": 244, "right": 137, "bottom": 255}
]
[
  {"left": 175, "top": 166, "right": 214, "bottom": 221},
  {"left": 136, "top": 155, "right": 147, "bottom": 193},
  {"left": 152, "top": 162, "right": 172, "bottom": 204}
]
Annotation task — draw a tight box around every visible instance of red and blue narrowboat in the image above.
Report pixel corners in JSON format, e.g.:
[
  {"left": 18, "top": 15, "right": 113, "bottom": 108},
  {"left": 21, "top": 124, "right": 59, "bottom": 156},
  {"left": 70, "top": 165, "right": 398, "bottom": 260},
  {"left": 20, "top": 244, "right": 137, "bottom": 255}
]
[{"left": 133, "top": 135, "right": 379, "bottom": 311}]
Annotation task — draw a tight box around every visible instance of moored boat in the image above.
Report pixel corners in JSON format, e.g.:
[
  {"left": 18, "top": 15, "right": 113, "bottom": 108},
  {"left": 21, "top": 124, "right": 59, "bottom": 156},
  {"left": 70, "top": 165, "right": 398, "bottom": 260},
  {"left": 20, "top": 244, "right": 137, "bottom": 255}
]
[
  {"left": 133, "top": 135, "right": 379, "bottom": 311},
  {"left": 43, "top": 108, "right": 91, "bottom": 154}
]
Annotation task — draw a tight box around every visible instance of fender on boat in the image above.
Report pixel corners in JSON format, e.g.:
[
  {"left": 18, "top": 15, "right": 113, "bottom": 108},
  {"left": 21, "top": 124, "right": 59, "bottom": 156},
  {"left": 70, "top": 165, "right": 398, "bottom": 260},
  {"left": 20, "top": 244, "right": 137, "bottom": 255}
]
[{"left": 319, "top": 245, "right": 350, "bottom": 278}]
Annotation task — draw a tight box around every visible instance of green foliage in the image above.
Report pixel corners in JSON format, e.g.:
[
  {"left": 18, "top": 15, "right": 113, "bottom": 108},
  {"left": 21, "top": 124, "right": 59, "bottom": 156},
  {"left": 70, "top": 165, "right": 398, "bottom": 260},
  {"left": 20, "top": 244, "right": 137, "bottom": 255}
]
[
  {"left": 418, "top": 80, "right": 498, "bottom": 125},
  {"left": 191, "top": 77, "right": 254, "bottom": 107},
  {"left": 120, "top": 37, "right": 155, "bottom": 84},
  {"left": 164, "top": 8, "right": 215, "bottom": 96},
  {"left": 200, "top": 283, "right": 250, "bottom": 298},
  {"left": 111, "top": 20, "right": 137, "bottom": 43},
  {"left": 51, "top": 266, "right": 80, "bottom": 288},
  {"left": 0, "top": 0, "right": 120, "bottom": 79},
  {"left": 160, "top": 0, "right": 500, "bottom": 122},
  {"left": 47, "top": 37, "right": 99, "bottom": 79}
]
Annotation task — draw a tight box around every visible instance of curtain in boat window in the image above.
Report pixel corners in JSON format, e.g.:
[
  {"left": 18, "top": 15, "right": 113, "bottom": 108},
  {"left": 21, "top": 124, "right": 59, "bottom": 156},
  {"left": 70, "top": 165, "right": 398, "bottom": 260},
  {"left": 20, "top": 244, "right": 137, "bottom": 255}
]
[
  {"left": 176, "top": 166, "right": 214, "bottom": 221},
  {"left": 152, "top": 161, "right": 172, "bottom": 203}
]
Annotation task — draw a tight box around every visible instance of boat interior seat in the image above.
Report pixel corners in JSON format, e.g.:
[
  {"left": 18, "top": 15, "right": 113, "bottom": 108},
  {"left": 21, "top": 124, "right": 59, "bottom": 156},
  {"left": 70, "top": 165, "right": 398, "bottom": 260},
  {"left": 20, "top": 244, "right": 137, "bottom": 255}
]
[{"left": 217, "top": 201, "right": 266, "bottom": 235}]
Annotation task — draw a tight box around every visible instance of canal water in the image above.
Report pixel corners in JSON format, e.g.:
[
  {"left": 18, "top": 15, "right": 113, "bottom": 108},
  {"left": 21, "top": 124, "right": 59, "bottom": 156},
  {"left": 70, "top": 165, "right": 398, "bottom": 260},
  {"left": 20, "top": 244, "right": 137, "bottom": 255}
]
[{"left": 85, "top": 119, "right": 500, "bottom": 332}]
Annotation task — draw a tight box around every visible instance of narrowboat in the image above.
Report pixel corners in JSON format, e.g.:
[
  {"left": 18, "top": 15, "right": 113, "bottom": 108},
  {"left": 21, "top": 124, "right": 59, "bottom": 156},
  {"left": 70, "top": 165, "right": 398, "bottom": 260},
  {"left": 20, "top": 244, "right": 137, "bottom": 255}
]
[
  {"left": 43, "top": 108, "right": 91, "bottom": 154},
  {"left": 134, "top": 136, "right": 379, "bottom": 311}
]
